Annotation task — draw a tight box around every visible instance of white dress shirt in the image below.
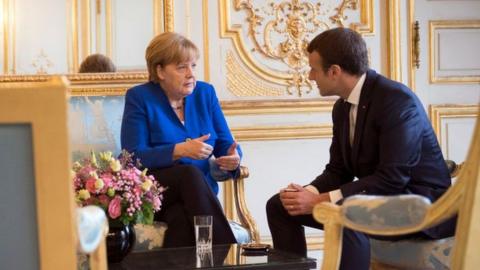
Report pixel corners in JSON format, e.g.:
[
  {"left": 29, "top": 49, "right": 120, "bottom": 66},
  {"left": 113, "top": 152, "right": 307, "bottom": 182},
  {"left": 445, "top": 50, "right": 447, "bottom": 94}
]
[{"left": 306, "top": 73, "right": 366, "bottom": 203}]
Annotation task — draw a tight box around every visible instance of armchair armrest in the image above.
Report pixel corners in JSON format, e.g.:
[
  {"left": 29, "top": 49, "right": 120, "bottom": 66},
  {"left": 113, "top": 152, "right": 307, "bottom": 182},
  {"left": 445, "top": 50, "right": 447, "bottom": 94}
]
[
  {"left": 76, "top": 206, "right": 108, "bottom": 270},
  {"left": 223, "top": 166, "right": 261, "bottom": 243},
  {"left": 341, "top": 195, "right": 431, "bottom": 233}
]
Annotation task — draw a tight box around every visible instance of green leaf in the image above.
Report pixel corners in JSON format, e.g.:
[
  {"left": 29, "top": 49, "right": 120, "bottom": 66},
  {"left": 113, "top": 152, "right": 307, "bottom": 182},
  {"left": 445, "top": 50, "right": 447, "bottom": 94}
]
[{"left": 142, "top": 202, "right": 154, "bottom": 225}]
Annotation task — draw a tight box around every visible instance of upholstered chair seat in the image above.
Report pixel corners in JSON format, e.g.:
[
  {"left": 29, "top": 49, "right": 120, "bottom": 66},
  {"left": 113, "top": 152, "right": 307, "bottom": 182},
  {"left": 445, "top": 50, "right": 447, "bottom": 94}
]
[{"left": 370, "top": 237, "right": 453, "bottom": 270}]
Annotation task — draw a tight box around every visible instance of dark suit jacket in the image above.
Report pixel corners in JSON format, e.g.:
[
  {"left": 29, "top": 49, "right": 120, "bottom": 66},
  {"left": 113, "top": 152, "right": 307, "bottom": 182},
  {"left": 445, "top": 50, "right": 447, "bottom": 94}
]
[{"left": 310, "top": 69, "right": 455, "bottom": 238}]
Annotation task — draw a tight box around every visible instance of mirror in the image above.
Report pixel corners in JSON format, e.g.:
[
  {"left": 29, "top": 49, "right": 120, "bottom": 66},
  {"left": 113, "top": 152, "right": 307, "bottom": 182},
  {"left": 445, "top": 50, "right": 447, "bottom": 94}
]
[{"left": 0, "top": 0, "right": 173, "bottom": 75}]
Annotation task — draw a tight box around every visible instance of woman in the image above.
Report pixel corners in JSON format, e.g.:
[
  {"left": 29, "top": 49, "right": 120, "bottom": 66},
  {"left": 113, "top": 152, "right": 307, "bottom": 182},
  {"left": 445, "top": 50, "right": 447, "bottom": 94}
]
[{"left": 120, "top": 32, "right": 240, "bottom": 247}]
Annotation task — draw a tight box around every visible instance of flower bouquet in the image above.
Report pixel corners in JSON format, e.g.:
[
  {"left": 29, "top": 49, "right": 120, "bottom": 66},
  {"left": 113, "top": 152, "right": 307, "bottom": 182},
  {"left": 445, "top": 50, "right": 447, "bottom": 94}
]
[{"left": 72, "top": 150, "right": 164, "bottom": 226}]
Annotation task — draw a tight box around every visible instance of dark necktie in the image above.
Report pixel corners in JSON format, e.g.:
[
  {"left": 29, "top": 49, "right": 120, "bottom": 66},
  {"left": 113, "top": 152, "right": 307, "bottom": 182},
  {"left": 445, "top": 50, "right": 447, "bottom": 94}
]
[{"left": 344, "top": 100, "right": 351, "bottom": 144}]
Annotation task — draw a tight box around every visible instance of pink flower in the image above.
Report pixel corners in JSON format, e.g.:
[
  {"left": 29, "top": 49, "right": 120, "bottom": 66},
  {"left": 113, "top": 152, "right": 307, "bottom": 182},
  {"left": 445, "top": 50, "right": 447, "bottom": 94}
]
[
  {"left": 108, "top": 196, "right": 122, "bottom": 219},
  {"left": 152, "top": 196, "right": 162, "bottom": 211},
  {"left": 72, "top": 150, "right": 164, "bottom": 225},
  {"left": 85, "top": 178, "right": 97, "bottom": 193},
  {"left": 98, "top": 194, "right": 110, "bottom": 207}
]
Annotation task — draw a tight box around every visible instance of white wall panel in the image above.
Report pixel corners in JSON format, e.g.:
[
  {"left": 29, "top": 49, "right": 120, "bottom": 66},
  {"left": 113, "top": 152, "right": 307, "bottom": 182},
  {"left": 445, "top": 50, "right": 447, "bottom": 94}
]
[
  {"left": 240, "top": 138, "right": 332, "bottom": 238},
  {"left": 441, "top": 118, "right": 476, "bottom": 162},
  {"left": 112, "top": 0, "right": 152, "bottom": 70},
  {"left": 14, "top": 0, "right": 67, "bottom": 74},
  {"left": 436, "top": 29, "right": 480, "bottom": 76}
]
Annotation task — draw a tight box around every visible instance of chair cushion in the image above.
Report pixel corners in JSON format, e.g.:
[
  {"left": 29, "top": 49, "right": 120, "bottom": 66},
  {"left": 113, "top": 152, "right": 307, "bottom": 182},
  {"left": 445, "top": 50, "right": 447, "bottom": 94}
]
[
  {"left": 229, "top": 221, "right": 251, "bottom": 244},
  {"left": 370, "top": 237, "right": 454, "bottom": 270}
]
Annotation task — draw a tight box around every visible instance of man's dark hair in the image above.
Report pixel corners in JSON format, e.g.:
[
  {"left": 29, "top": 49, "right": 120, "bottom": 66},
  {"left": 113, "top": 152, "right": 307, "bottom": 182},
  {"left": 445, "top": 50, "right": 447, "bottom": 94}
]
[
  {"left": 78, "top": 54, "right": 116, "bottom": 73},
  {"left": 307, "top": 27, "right": 368, "bottom": 76}
]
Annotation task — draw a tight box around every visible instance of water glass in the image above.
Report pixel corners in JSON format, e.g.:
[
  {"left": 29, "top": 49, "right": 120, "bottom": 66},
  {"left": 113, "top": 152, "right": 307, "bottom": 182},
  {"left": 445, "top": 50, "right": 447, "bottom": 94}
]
[
  {"left": 194, "top": 215, "right": 212, "bottom": 251},
  {"left": 196, "top": 249, "right": 213, "bottom": 268}
]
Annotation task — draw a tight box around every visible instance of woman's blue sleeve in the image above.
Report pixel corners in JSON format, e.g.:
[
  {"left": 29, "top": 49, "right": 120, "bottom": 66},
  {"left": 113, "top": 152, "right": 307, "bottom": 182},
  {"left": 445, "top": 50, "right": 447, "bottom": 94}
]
[{"left": 120, "top": 89, "right": 176, "bottom": 169}]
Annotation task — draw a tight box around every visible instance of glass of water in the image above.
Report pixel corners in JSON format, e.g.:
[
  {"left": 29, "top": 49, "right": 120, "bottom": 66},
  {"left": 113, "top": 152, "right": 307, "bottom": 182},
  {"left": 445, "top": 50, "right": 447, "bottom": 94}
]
[{"left": 194, "top": 215, "right": 213, "bottom": 251}]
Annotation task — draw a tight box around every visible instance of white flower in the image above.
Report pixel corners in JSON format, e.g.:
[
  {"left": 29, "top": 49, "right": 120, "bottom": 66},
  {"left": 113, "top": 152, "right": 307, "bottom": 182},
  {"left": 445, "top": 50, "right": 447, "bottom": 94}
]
[
  {"left": 99, "top": 151, "right": 113, "bottom": 162},
  {"left": 90, "top": 151, "right": 98, "bottom": 167},
  {"left": 78, "top": 189, "right": 90, "bottom": 200},
  {"left": 142, "top": 179, "right": 153, "bottom": 191},
  {"left": 94, "top": 178, "right": 104, "bottom": 190},
  {"left": 89, "top": 171, "right": 99, "bottom": 180},
  {"left": 110, "top": 159, "right": 122, "bottom": 172}
]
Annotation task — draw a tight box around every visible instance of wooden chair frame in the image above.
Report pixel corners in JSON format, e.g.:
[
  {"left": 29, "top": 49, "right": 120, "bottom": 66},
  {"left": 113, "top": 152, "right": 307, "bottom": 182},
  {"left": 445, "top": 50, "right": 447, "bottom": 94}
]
[{"left": 224, "top": 166, "right": 261, "bottom": 242}]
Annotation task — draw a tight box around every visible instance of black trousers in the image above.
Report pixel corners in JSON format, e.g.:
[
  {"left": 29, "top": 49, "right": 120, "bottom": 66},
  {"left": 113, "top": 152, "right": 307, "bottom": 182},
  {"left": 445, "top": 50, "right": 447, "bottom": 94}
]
[
  {"left": 149, "top": 164, "right": 236, "bottom": 248},
  {"left": 266, "top": 193, "right": 430, "bottom": 270}
]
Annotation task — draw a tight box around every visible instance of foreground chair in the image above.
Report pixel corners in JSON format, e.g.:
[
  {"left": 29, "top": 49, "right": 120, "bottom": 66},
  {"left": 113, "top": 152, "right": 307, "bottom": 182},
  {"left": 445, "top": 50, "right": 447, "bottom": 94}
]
[
  {"left": 313, "top": 111, "right": 480, "bottom": 270},
  {"left": 0, "top": 77, "right": 107, "bottom": 270}
]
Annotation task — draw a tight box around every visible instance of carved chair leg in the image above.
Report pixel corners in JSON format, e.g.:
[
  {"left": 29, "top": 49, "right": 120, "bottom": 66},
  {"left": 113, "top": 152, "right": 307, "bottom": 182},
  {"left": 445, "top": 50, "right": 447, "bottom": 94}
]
[{"left": 321, "top": 223, "right": 343, "bottom": 270}]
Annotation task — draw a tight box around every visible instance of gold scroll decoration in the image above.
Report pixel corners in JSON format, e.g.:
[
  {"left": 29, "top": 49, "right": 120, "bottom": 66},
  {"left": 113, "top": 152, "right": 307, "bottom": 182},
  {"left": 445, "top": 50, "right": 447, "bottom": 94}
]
[
  {"left": 226, "top": 51, "right": 284, "bottom": 96},
  {"left": 220, "top": 0, "right": 374, "bottom": 96}
]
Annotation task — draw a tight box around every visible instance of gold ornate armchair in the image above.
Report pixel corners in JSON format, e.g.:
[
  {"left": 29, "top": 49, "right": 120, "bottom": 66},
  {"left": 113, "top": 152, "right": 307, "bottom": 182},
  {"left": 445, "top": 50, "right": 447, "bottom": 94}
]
[{"left": 313, "top": 112, "right": 480, "bottom": 270}]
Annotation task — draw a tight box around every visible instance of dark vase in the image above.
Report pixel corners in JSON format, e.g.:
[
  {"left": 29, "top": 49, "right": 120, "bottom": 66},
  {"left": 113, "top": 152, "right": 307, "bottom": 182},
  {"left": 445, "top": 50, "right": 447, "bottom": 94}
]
[{"left": 106, "top": 223, "right": 136, "bottom": 263}]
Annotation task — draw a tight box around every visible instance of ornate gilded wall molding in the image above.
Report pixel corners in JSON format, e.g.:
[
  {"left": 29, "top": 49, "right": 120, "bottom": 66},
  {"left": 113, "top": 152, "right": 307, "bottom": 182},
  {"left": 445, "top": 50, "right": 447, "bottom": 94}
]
[
  {"left": 429, "top": 20, "right": 480, "bottom": 84},
  {"left": 68, "top": 87, "right": 127, "bottom": 96},
  {"left": 220, "top": 0, "right": 374, "bottom": 96},
  {"left": 232, "top": 124, "right": 333, "bottom": 141},
  {"left": 0, "top": 73, "right": 146, "bottom": 96},
  {"left": 0, "top": 74, "right": 50, "bottom": 83},
  {"left": 407, "top": 0, "right": 415, "bottom": 90},
  {"left": 68, "top": 0, "right": 174, "bottom": 72},
  {"left": 429, "top": 104, "right": 479, "bottom": 144},
  {"left": 66, "top": 72, "right": 147, "bottom": 83},
  {"left": 164, "top": 0, "right": 174, "bottom": 32},
  {"left": 202, "top": 0, "right": 210, "bottom": 82},
  {"left": 222, "top": 98, "right": 334, "bottom": 115},
  {"left": 2, "top": 0, "right": 16, "bottom": 74},
  {"left": 226, "top": 51, "right": 284, "bottom": 96},
  {"left": 386, "top": 0, "right": 402, "bottom": 82}
]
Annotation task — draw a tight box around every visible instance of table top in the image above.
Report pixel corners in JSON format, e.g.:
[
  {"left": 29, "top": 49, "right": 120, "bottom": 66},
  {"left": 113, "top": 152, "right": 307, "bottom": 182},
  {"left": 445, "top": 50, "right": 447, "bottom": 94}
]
[{"left": 109, "top": 244, "right": 316, "bottom": 270}]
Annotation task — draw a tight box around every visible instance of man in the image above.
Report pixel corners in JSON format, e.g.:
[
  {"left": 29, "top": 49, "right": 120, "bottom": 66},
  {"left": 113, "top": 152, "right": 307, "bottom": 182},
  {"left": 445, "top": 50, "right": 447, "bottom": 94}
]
[{"left": 266, "top": 27, "right": 455, "bottom": 270}]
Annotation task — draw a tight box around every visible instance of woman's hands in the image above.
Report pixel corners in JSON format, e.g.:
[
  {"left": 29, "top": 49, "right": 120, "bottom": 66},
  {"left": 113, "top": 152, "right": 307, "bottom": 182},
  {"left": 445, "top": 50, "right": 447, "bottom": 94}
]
[
  {"left": 215, "top": 142, "right": 240, "bottom": 171},
  {"left": 173, "top": 136, "right": 240, "bottom": 171},
  {"left": 173, "top": 134, "right": 213, "bottom": 160}
]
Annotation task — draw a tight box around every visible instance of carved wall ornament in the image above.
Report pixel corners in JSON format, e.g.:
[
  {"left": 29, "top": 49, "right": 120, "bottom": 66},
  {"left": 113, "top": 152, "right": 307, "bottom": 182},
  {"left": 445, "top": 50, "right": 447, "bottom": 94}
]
[
  {"left": 220, "top": 0, "right": 373, "bottom": 96},
  {"left": 32, "top": 50, "right": 54, "bottom": 75}
]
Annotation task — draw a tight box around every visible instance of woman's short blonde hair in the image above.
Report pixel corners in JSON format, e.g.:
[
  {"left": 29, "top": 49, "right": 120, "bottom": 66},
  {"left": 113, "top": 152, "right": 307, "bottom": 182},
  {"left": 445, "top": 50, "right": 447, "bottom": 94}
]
[{"left": 145, "top": 32, "right": 200, "bottom": 82}]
